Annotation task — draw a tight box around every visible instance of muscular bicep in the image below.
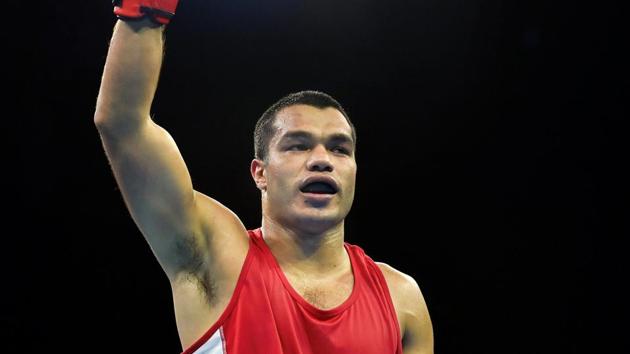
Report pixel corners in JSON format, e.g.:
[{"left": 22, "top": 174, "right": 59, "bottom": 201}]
[{"left": 97, "top": 117, "right": 208, "bottom": 279}]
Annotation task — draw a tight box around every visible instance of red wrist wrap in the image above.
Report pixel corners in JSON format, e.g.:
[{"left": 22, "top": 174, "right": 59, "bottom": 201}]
[{"left": 113, "top": 0, "right": 179, "bottom": 25}]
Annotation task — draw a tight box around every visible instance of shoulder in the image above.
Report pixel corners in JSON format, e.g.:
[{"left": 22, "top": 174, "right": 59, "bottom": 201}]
[
  {"left": 376, "top": 262, "right": 417, "bottom": 292},
  {"left": 376, "top": 262, "right": 434, "bottom": 353},
  {"left": 375, "top": 262, "right": 425, "bottom": 313},
  {"left": 193, "top": 191, "right": 251, "bottom": 247}
]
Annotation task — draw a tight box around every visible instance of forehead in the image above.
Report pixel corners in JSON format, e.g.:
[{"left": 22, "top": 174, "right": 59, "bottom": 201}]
[{"left": 273, "top": 104, "right": 352, "bottom": 139}]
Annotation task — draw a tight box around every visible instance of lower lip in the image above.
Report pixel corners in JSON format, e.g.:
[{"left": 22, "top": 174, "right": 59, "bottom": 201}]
[{"left": 301, "top": 192, "right": 336, "bottom": 202}]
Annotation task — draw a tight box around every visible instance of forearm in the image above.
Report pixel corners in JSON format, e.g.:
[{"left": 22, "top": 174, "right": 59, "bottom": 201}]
[{"left": 94, "top": 18, "right": 165, "bottom": 130}]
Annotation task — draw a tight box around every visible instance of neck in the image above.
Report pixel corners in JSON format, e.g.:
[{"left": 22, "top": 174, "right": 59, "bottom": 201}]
[{"left": 261, "top": 215, "right": 348, "bottom": 276}]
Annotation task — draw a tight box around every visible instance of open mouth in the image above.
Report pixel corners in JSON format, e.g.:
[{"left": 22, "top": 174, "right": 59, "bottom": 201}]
[{"left": 299, "top": 181, "right": 338, "bottom": 195}]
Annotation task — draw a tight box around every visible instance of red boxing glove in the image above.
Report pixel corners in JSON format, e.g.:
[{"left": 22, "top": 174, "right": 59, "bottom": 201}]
[{"left": 113, "top": 0, "right": 179, "bottom": 25}]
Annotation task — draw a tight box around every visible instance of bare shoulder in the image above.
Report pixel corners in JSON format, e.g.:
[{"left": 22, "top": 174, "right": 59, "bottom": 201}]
[
  {"left": 191, "top": 190, "right": 250, "bottom": 276},
  {"left": 193, "top": 191, "right": 250, "bottom": 243},
  {"left": 375, "top": 263, "right": 428, "bottom": 318},
  {"left": 376, "top": 262, "right": 434, "bottom": 354},
  {"left": 376, "top": 262, "right": 421, "bottom": 298}
]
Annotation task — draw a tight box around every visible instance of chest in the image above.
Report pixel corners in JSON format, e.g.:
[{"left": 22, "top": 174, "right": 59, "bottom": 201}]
[
  {"left": 284, "top": 272, "right": 354, "bottom": 310},
  {"left": 264, "top": 273, "right": 400, "bottom": 353}
]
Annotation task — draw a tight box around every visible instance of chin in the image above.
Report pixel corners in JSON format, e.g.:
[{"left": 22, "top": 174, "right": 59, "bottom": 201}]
[{"left": 288, "top": 209, "right": 346, "bottom": 232}]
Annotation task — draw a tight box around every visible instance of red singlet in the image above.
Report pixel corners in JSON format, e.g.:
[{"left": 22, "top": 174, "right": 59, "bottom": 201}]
[{"left": 182, "top": 228, "right": 402, "bottom": 354}]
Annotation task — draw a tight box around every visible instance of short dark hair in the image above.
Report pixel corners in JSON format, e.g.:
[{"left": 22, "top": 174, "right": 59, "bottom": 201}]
[{"left": 254, "top": 90, "right": 356, "bottom": 161}]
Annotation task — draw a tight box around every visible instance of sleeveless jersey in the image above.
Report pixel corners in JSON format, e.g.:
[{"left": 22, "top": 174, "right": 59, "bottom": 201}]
[{"left": 181, "top": 228, "right": 402, "bottom": 354}]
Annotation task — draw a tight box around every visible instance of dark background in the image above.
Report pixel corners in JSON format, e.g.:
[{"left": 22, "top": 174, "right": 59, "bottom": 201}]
[{"left": 9, "top": 1, "right": 627, "bottom": 353}]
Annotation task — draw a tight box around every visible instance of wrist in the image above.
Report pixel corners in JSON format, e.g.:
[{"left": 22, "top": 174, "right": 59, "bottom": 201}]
[{"left": 117, "top": 17, "right": 164, "bottom": 31}]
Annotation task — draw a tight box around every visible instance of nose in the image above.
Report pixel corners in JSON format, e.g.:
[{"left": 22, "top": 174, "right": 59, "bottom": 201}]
[{"left": 306, "top": 144, "right": 333, "bottom": 172}]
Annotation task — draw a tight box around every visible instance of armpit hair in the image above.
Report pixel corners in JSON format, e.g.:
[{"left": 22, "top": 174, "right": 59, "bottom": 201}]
[{"left": 172, "top": 234, "right": 218, "bottom": 305}]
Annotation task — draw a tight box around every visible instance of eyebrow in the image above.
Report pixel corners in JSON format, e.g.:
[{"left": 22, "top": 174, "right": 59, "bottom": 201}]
[
  {"left": 328, "top": 134, "right": 355, "bottom": 148},
  {"left": 279, "top": 131, "right": 312, "bottom": 141},
  {"left": 280, "top": 130, "right": 354, "bottom": 146}
]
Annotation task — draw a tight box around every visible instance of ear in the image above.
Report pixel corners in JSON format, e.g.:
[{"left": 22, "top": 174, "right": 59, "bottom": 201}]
[{"left": 250, "top": 158, "right": 267, "bottom": 191}]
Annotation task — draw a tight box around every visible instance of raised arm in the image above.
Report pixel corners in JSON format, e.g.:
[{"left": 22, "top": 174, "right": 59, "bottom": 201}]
[{"left": 93, "top": 11, "right": 249, "bottom": 285}]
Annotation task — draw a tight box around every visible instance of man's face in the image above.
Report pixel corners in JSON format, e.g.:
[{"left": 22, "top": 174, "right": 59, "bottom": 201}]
[{"left": 252, "top": 104, "right": 357, "bottom": 231}]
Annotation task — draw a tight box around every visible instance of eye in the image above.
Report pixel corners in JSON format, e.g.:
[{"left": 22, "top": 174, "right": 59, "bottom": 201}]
[
  {"left": 288, "top": 144, "right": 308, "bottom": 151},
  {"left": 332, "top": 146, "right": 350, "bottom": 155}
]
